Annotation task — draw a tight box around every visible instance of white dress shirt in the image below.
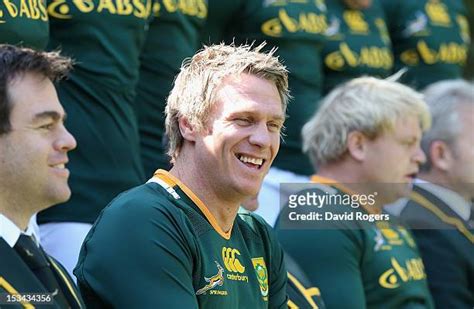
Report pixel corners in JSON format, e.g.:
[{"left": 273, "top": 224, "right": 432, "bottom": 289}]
[{"left": 0, "top": 214, "right": 40, "bottom": 247}]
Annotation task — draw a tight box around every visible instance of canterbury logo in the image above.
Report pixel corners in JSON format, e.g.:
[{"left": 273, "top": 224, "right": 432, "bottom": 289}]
[{"left": 222, "top": 247, "right": 245, "bottom": 273}]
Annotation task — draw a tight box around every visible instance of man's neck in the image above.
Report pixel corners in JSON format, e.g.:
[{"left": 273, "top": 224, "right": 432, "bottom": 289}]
[
  {"left": 0, "top": 206, "right": 30, "bottom": 231},
  {"left": 317, "top": 166, "right": 385, "bottom": 211},
  {"left": 420, "top": 172, "right": 471, "bottom": 202},
  {"left": 169, "top": 164, "right": 240, "bottom": 233}
]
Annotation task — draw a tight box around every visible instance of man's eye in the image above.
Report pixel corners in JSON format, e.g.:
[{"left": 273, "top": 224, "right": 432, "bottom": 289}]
[
  {"left": 235, "top": 118, "right": 251, "bottom": 126},
  {"left": 39, "top": 123, "right": 55, "bottom": 130},
  {"left": 403, "top": 140, "right": 417, "bottom": 147},
  {"left": 268, "top": 122, "right": 282, "bottom": 132}
]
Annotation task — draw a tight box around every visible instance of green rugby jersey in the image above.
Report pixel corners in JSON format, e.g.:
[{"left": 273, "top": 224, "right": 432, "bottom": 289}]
[
  {"left": 275, "top": 176, "right": 434, "bottom": 309},
  {"left": 38, "top": 0, "right": 153, "bottom": 224},
  {"left": 74, "top": 170, "right": 288, "bottom": 308},
  {"left": 204, "top": 0, "right": 327, "bottom": 175},
  {"left": 134, "top": 0, "right": 207, "bottom": 177},
  {"left": 0, "top": 0, "right": 49, "bottom": 49},
  {"left": 382, "top": 0, "right": 470, "bottom": 89},
  {"left": 322, "top": 0, "right": 393, "bottom": 94}
]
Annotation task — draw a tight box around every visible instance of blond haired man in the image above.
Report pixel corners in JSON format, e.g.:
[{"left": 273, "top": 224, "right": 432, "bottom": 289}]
[
  {"left": 276, "top": 76, "right": 435, "bottom": 308},
  {"left": 75, "top": 43, "right": 289, "bottom": 308}
]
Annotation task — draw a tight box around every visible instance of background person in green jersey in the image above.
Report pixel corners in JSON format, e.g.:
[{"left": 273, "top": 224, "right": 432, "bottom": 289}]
[
  {"left": 0, "top": 45, "right": 84, "bottom": 308},
  {"left": 134, "top": 0, "right": 208, "bottom": 177},
  {"left": 74, "top": 43, "right": 290, "bottom": 308},
  {"left": 36, "top": 0, "right": 153, "bottom": 279},
  {"left": 203, "top": 0, "right": 328, "bottom": 226},
  {"left": 276, "top": 76, "right": 435, "bottom": 308},
  {"left": 322, "top": 0, "right": 393, "bottom": 95},
  {"left": 0, "top": 0, "right": 49, "bottom": 50},
  {"left": 381, "top": 0, "right": 470, "bottom": 89},
  {"left": 391, "top": 80, "right": 474, "bottom": 308}
]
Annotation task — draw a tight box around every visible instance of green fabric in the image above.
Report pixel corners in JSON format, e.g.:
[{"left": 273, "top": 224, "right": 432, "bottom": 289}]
[
  {"left": 201, "top": 0, "right": 243, "bottom": 44},
  {"left": 204, "top": 0, "right": 327, "bottom": 175},
  {"left": 37, "top": 0, "right": 152, "bottom": 224},
  {"left": 322, "top": 0, "right": 393, "bottom": 94},
  {"left": 382, "top": 0, "right": 470, "bottom": 89},
  {"left": 0, "top": 0, "right": 49, "bottom": 50},
  {"left": 75, "top": 173, "right": 288, "bottom": 308},
  {"left": 286, "top": 254, "right": 326, "bottom": 309},
  {"left": 276, "top": 185, "right": 434, "bottom": 309},
  {"left": 134, "top": 0, "right": 208, "bottom": 177}
]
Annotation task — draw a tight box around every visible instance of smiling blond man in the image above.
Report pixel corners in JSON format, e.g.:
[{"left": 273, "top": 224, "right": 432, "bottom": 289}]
[{"left": 74, "top": 43, "right": 290, "bottom": 308}]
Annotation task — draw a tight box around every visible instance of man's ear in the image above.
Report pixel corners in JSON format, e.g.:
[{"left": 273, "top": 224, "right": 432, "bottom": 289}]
[
  {"left": 429, "top": 140, "right": 453, "bottom": 172},
  {"left": 178, "top": 117, "right": 197, "bottom": 142},
  {"left": 347, "top": 131, "right": 367, "bottom": 162}
]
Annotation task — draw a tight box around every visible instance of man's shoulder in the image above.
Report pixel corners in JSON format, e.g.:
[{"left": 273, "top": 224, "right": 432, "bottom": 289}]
[
  {"left": 102, "top": 182, "right": 182, "bottom": 218},
  {"left": 0, "top": 238, "right": 41, "bottom": 293},
  {"left": 87, "top": 182, "right": 193, "bottom": 241},
  {"left": 401, "top": 187, "right": 451, "bottom": 228}
]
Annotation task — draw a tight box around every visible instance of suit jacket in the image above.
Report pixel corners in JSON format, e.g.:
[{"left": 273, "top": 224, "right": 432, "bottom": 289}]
[
  {"left": 400, "top": 184, "right": 474, "bottom": 309},
  {"left": 0, "top": 237, "right": 84, "bottom": 309}
]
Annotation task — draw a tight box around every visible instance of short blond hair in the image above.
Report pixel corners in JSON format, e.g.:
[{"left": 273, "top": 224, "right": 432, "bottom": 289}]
[
  {"left": 165, "top": 43, "right": 289, "bottom": 162},
  {"left": 302, "top": 75, "right": 431, "bottom": 168}
]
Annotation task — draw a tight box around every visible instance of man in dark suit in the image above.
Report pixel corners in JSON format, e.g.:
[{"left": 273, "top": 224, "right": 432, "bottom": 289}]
[
  {"left": 0, "top": 44, "right": 83, "bottom": 308},
  {"left": 398, "top": 79, "right": 474, "bottom": 308}
]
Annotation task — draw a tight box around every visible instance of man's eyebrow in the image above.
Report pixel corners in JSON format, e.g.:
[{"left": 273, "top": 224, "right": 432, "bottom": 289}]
[
  {"left": 230, "top": 111, "right": 285, "bottom": 121},
  {"left": 271, "top": 114, "right": 286, "bottom": 122},
  {"left": 32, "top": 111, "right": 66, "bottom": 122}
]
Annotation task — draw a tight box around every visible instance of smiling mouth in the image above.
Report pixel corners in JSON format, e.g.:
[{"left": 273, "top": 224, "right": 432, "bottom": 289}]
[
  {"left": 237, "top": 154, "right": 265, "bottom": 169},
  {"left": 50, "top": 163, "right": 66, "bottom": 169}
]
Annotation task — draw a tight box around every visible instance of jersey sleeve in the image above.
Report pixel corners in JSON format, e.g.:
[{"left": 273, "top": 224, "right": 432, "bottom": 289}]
[
  {"left": 74, "top": 187, "right": 199, "bottom": 308},
  {"left": 285, "top": 253, "right": 326, "bottom": 309},
  {"left": 277, "top": 228, "right": 366, "bottom": 308}
]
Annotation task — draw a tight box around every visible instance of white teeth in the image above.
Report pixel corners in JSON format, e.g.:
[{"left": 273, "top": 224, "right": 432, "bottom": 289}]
[
  {"left": 52, "top": 164, "right": 65, "bottom": 169},
  {"left": 239, "top": 155, "right": 263, "bottom": 166}
]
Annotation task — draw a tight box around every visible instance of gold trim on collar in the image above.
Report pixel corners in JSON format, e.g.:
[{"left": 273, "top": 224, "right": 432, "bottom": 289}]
[
  {"left": 48, "top": 257, "right": 84, "bottom": 308},
  {"left": 153, "top": 170, "right": 232, "bottom": 240},
  {"left": 411, "top": 191, "right": 474, "bottom": 243}
]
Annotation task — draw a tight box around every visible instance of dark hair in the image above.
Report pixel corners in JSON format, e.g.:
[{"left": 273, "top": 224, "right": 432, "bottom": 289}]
[{"left": 0, "top": 44, "right": 72, "bottom": 134}]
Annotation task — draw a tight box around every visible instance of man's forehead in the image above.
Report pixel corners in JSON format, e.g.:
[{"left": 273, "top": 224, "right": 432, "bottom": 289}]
[
  {"left": 393, "top": 116, "right": 423, "bottom": 137},
  {"left": 8, "top": 75, "right": 64, "bottom": 122},
  {"left": 217, "top": 78, "right": 282, "bottom": 110}
]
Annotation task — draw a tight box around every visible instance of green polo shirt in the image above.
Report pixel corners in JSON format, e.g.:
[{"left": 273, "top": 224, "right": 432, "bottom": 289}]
[
  {"left": 322, "top": 0, "right": 393, "bottom": 94},
  {"left": 38, "top": 0, "right": 153, "bottom": 224},
  {"left": 204, "top": 0, "right": 327, "bottom": 175},
  {"left": 134, "top": 0, "right": 208, "bottom": 177},
  {"left": 75, "top": 170, "right": 288, "bottom": 308},
  {"left": 0, "top": 0, "right": 49, "bottom": 49},
  {"left": 382, "top": 0, "right": 470, "bottom": 89}
]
